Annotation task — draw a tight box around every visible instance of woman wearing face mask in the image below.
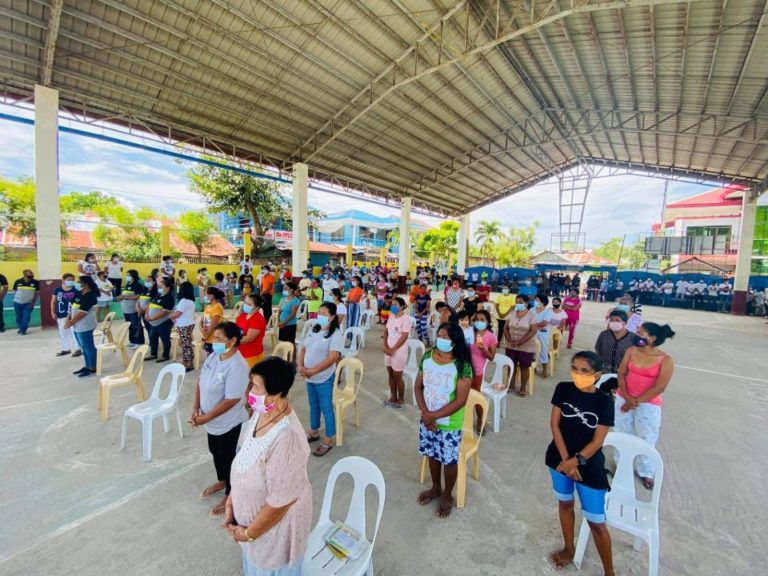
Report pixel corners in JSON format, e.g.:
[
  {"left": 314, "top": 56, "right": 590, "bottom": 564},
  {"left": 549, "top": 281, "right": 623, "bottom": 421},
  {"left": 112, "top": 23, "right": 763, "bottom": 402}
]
[
  {"left": 192, "top": 321, "right": 250, "bottom": 516},
  {"left": 546, "top": 351, "right": 615, "bottom": 575},
  {"left": 469, "top": 310, "right": 497, "bottom": 434},
  {"left": 519, "top": 276, "right": 537, "bottom": 299},
  {"left": 414, "top": 283, "right": 432, "bottom": 343},
  {"left": 615, "top": 322, "right": 675, "bottom": 490},
  {"left": 562, "top": 289, "right": 582, "bottom": 349},
  {"left": 138, "top": 274, "right": 157, "bottom": 344},
  {"left": 346, "top": 276, "right": 363, "bottom": 328},
  {"left": 375, "top": 275, "right": 389, "bottom": 323},
  {"left": 225, "top": 357, "right": 312, "bottom": 575},
  {"left": 550, "top": 297, "right": 568, "bottom": 331},
  {"left": 445, "top": 279, "right": 464, "bottom": 310},
  {"left": 119, "top": 269, "right": 145, "bottom": 349},
  {"left": 278, "top": 283, "right": 301, "bottom": 345},
  {"left": 95, "top": 271, "right": 114, "bottom": 322},
  {"left": 236, "top": 293, "right": 267, "bottom": 369},
  {"left": 66, "top": 276, "right": 99, "bottom": 377},
  {"left": 146, "top": 277, "right": 175, "bottom": 362},
  {"left": 495, "top": 285, "right": 516, "bottom": 342},
  {"left": 383, "top": 297, "right": 413, "bottom": 410},
  {"left": 504, "top": 294, "right": 539, "bottom": 396},
  {"left": 306, "top": 278, "right": 323, "bottom": 320},
  {"left": 105, "top": 253, "right": 123, "bottom": 297},
  {"left": 298, "top": 302, "right": 344, "bottom": 457},
  {"left": 534, "top": 295, "right": 554, "bottom": 378},
  {"left": 459, "top": 285, "right": 479, "bottom": 317},
  {"left": 331, "top": 288, "right": 347, "bottom": 327},
  {"left": 77, "top": 252, "right": 100, "bottom": 282},
  {"left": 201, "top": 287, "right": 225, "bottom": 355},
  {"left": 415, "top": 322, "right": 473, "bottom": 518},
  {"left": 594, "top": 310, "right": 635, "bottom": 374},
  {"left": 169, "top": 281, "right": 197, "bottom": 372}
]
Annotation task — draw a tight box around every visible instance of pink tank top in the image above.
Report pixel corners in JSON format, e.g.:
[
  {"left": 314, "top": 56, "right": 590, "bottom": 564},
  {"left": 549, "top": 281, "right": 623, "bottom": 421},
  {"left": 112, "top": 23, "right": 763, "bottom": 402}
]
[{"left": 622, "top": 357, "right": 664, "bottom": 406}]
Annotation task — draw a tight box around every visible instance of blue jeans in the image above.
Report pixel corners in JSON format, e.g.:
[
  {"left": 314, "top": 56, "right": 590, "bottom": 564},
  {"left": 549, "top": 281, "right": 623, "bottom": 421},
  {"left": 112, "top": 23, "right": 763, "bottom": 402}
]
[
  {"left": 74, "top": 330, "right": 97, "bottom": 370},
  {"left": 307, "top": 374, "right": 336, "bottom": 438},
  {"left": 13, "top": 302, "right": 33, "bottom": 333}
]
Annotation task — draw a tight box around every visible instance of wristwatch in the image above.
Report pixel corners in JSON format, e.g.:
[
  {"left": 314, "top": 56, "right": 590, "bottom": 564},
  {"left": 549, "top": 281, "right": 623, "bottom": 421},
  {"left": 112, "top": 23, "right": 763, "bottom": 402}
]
[{"left": 574, "top": 452, "right": 587, "bottom": 466}]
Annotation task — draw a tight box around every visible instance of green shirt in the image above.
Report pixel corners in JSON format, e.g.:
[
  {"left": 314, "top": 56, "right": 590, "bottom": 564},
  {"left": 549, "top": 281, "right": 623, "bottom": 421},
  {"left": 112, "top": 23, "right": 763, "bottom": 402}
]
[
  {"left": 419, "top": 350, "right": 473, "bottom": 431},
  {"left": 307, "top": 287, "right": 324, "bottom": 313}
]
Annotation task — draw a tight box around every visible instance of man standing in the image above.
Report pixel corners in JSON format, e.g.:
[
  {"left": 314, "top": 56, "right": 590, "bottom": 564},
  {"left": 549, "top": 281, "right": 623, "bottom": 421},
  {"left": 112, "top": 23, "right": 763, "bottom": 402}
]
[
  {"left": 476, "top": 278, "right": 491, "bottom": 304},
  {"left": 260, "top": 265, "right": 275, "bottom": 324},
  {"left": 322, "top": 270, "right": 339, "bottom": 303},
  {"left": 675, "top": 278, "right": 688, "bottom": 301},
  {"left": 13, "top": 269, "right": 39, "bottom": 335},
  {"left": 160, "top": 255, "right": 175, "bottom": 278},
  {"left": 239, "top": 254, "right": 253, "bottom": 277},
  {"left": 105, "top": 253, "right": 123, "bottom": 297},
  {"left": 0, "top": 272, "right": 8, "bottom": 332}
]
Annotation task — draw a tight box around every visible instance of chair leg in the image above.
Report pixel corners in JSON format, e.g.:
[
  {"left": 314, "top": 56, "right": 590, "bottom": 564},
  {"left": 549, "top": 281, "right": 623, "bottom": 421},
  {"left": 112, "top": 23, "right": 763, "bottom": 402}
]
[
  {"left": 335, "top": 404, "right": 344, "bottom": 447},
  {"left": 472, "top": 452, "right": 481, "bottom": 480},
  {"left": 501, "top": 395, "right": 507, "bottom": 419},
  {"left": 120, "top": 346, "right": 129, "bottom": 367},
  {"left": 354, "top": 401, "right": 360, "bottom": 427},
  {"left": 176, "top": 408, "right": 184, "bottom": 439},
  {"left": 135, "top": 378, "right": 145, "bottom": 401},
  {"left": 528, "top": 367, "right": 536, "bottom": 395},
  {"left": 98, "top": 382, "right": 103, "bottom": 410},
  {"left": 456, "top": 454, "right": 467, "bottom": 508},
  {"left": 648, "top": 531, "right": 659, "bottom": 576},
  {"left": 96, "top": 349, "right": 103, "bottom": 376},
  {"left": 141, "top": 417, "right": 153, "bottom": 461},
  {"left": 418, "top": 456, "right": 428, "bottom": 483},
  {"left": 101, "top": 386, "right": 111, "bottom": 422},
  {"left": 162, "top": 413, "right": 170, "bottom": 433},
  {"left": 493, "top": 398, "right": 501, "bottom": 433},
  {"left": 120, "top": 413, "right": 129, "bottom": 450},
  {"left": 572, "top": 517, "right": 591, "bottom": 569}
]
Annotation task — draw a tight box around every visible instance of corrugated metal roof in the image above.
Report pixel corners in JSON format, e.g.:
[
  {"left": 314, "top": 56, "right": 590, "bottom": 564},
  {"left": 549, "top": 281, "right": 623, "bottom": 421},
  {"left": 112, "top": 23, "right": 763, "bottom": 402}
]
[{"left": 1, "top": 0, "right": 766, "bottom": 215}]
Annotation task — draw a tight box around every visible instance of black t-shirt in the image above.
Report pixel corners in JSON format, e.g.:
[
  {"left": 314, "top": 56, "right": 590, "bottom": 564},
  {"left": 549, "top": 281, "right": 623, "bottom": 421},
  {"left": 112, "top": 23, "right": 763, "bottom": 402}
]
[
  {"left": 53, "top": 287, "right": 81, "bottom": 318},
  {"left": 415, "top": 293, "right": 431, "bottom": 313},
  {"left": 151, "top": 292, "right": 176, "bottom": 311},
  {"left": 0, "top": 273, "right": 8, "bottom": 287},
  {"left": 545, "top": 381, "right": 615, "bottom": 490},
  {"left": 462, "top": 297, "right": 479, "bottom": 317},
  {"left": 123, "top": 280, "right": 146, "bottom": 296},
  {"left": 74, "top": 290, "right": 98, "bottom": 312}
]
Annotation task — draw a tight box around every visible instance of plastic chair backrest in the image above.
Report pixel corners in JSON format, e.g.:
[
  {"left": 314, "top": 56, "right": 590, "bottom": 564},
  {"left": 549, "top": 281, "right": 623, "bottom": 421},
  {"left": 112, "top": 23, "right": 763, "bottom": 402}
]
[
  {"left": 462, "top": 389, "right": 489, "bottom": 437},
  {"left": 360, "top": 310, "right": 375, "bottom": 328},
  {"left": 298, "top": 300, "right": 309, "bottom": 319},
  {"left": 126, "top": 345, "right": 149, "bottom": 377},
  {"left": 113, "top": 322, "right": 130, "bottom": 347},
  {"left": 299, "top": 320, "right": 318, "bottom": 344},
  {"left": 595, "top": 373, "right": 617, "bottom": 389},
  {"left": 272, "top": 342, "right": 295, "bottom": 363},
  {"left": 99, "top": 311, "right": 116, "bottom": 333},
  {"left": 605, "top": 431, "right": 664, "bottom": 511},
  {"left": 266, "top": 313, "right": 278, "bottom": 330},
  {"left": 233, "top": 300, "right": 244, "bottom": 316},
  {"left": 334, "top": 357, "right": 364, "bottom": 396},
  {"left": 317, "top": 456, "right": 386, "bottom": 543},
  {"left": 343, "top": 327, "right": 362, "bottom": 354},
  {"left": 428, "top": 310, "right": 441, "bottom": 327},
  {"left": 406, "top": 339, "right": 425, "bottom": 371},
  {"left": 484, "top": 354, "right": 514, "bottom": 390},
  {"left": 149, "top": 363, "right": 186, "bottom": 402}
]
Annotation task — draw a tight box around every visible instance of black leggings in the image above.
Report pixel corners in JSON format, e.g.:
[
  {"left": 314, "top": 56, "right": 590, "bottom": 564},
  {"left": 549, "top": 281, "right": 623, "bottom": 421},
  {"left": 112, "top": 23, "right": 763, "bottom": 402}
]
[
  {"left": 207, "top": 424, "right": 242, "bottom": 495},
  {"left": 149, "top": 319, "right": 172, "bottom": 358}
]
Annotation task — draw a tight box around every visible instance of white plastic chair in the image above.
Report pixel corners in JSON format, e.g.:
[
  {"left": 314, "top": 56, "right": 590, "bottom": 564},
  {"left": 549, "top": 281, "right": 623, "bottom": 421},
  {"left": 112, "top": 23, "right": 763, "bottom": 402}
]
[
  {"left": 359, "top": 310, "right": 375, "bottom": 332},
  {"left": 298, "top": 300, "right": 309, "bottom": 321},
  {"left": 120, "top": 363, "right": 186, "bottom": 461},
  {"left": 297, "top": 319, "right": 318, "bottom": 355},
  {"left": 302, "top": 456, "right": 386, "bottom": 576},
  {"left": 341, "top": 327, "right": 363, "bottom": 358},
  {"left": 573, "top": 432, "right": 664, "bottom": 576},
  {"left": 333, "top": 358, "right": 364, "bottom": 446},
  {"left": 595, "top": 373, "right": 618, "bottom": 390},
  {"left": 271, "top": 341, "right": 295, "bottom": 363},
  {"left": 480, "top": 354, "right": 514, "bottom": 433},
  {"left": 402, "top": 339, "right": 425, "bottom": 406},
  {"left": 427, "top": 310, "right": 442, "bottom": 344},
  {"left": 263, "top": 313, "right": 279, "bottom": 349}
]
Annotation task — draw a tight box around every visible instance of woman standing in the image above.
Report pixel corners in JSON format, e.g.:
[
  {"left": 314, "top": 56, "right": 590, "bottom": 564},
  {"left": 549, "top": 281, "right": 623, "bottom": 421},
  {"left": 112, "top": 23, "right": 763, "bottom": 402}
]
[
  {"left": 139, "top": 274, "right": 157, "bottom": 345},
  {"left": 375, "top": 275, "right": 389, "bottom": 322},
  {"left": 469, "top": 310, "right": 497, "bottom": 434},
  {"left": 95, "top": 271, "right": 114, "bottom": 322},
  {"left": 225, "top": 357, "right": 312, "bottom": 576},
  {"left": 51, "top": 273, "right": 81, "bottom": 357},
  {"left": 119, "top": 270, "right": 145, "bottom": 348},
  {"left": 237, "top": 293, "right": 267, "bottom": 368},
  {"left": 277, "top": 283, "right": 301, "bottom": 345},
  {"left": 495, "top": 286, "right": 516, "bottom": 342},
  {"left": 504, "top": 294, "right": 538, "bottom": 396},
  {"left": 445, "top": 279, "right": 464, "bottom": 310},
  {"left": 146, "top": 277, "right": 175, "bottom": 362},
  {"left": 67, "top": 276, "right": 99, "bottom": 378},
  {"left": 77, "top": 252, "right": 100, "bottom": 282},
  {"left": 415, "top": 322, "right": 472, "bottom": 518},
  {"left": 201, "top": 287, "right": 225, "bottom": 355},
  {"left": 546, "top": 351, "right": 614, "bottom": 575},
  {"left": 298, "top": 302, "right": 344, "bottom": 457},
  {"left": 306, "top": 278, "right": 323, "bottom": 320},
  {"left": 615, "top": 322, "right": 675, "bottom": 490},
  {"left": 383, "top": 297, "right": 413, "bottom": 410},
  {"left": 414, "top": 283, "right": 432, "bottom": 343},
  {"left": 534, "top": 295, "right": 554, "bottom": 378},
  {"left": 331, "top": 288, "right": 347, "bottom": 327},
  {"left": 346, "top": 276, "right": 363, "bottom": 328},
  {"left": 562, "top": 289, "right": 582, "bottom": 349},
  {"left": 170, "top": 281, "right": 196, "bottom": 372},
  {"left": 192, "top": 321, "right": 250, "bottom": 517}
]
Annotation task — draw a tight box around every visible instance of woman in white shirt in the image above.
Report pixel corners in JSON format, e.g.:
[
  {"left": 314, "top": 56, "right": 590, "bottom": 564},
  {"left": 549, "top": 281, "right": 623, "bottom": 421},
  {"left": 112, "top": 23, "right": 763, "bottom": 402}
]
[
  {"left": 170, "top": 281, "right": 197, "bottom": 372},
  {"left": 534, "top": 294, "right": 554, "bottom": 378},
  {"left": 95, "top": 271, "right": 113, "bottom": 322},
  {"left": 105, "top": 253, "right": 123, "bottom": 296},
  {"left": 331, "top": 288, "right": 347, "bottom": 326}
]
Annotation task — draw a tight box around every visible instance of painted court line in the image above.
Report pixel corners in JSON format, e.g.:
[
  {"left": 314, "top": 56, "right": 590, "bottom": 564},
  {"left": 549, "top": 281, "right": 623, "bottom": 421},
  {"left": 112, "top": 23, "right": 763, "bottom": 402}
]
[{"left": 675, "top": 364, "right": 768, "bottom": 385}]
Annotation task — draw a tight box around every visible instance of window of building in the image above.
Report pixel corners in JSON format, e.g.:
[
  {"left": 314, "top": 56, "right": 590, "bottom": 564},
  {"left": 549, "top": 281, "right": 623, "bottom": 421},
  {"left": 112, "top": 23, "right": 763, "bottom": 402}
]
[
  {"left": 685, "top": 225, "right": 731, "bottom": 238},
  {"left": 753, "top": 207, "right": 768, "bottom": 273}
]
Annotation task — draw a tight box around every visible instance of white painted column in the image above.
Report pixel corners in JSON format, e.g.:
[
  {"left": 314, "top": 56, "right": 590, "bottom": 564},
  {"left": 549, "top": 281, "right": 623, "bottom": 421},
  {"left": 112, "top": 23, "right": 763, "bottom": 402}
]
[
  {"left": 731, "top": 191, "right": 758, "bottom": 315},
  {"left": 457, "top": 213, "right": 470, "bottom": 277},
  {"left": 292, "top": 163, "right": 309, "bottom": 276},
  {"left": 398, "top": 197, "right": 412, "bottom": 277}
]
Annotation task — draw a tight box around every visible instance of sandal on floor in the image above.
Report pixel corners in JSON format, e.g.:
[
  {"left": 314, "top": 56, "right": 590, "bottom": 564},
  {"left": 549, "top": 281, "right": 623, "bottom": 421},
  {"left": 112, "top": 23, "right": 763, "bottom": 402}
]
[
  {"left": 306, "top": 433, "right": 321, "bottom": 443},
  {"left": 313, "top": 443, "right": 334, "bottom": 457}
]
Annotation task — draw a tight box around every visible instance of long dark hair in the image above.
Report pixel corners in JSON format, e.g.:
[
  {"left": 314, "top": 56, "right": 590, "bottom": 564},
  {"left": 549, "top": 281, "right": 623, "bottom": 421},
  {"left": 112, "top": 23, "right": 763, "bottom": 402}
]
[
  {"left": 313, "top": 302, "right": 340, "bottom": 338},
  {"left": 437, "top": 321, "right": 473, "bottom": 376},
  {"left": 78, "top": 275, "right": 98, "bottom": 293},
  {"left": 178, "top": 281, "right": 195, "bottom": 301}
]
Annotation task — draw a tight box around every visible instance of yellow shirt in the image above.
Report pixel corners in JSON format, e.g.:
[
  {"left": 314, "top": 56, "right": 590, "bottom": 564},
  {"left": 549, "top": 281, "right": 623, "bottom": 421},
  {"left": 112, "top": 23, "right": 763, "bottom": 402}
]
[
  {"left": 496, "top": 294, "right": 516, "bottom": 318},
  {"left": 203, "top": 303, "right": 224, "bottom": 343}
]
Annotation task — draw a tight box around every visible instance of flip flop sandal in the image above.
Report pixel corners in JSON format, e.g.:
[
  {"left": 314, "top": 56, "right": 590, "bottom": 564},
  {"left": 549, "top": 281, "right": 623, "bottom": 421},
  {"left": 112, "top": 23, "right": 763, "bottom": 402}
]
[
  {"left": 306, "top": 434, "right": 321, "bottom": 443},
  {"left": 381, "top": 399, "right": 393, "bottom": 407},
  {"left": 313, "top": 443, "right": 333, "bottom": 457}
]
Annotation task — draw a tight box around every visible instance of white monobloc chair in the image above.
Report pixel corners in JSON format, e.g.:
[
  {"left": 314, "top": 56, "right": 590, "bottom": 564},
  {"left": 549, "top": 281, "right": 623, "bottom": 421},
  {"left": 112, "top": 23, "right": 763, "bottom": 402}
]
[
  {"left": 573, "top": 432, "right": 664, "bottom": 576},
  {"left": 302, "top": 456, "right": 386, "bottom": 576},
  {"left": 341, "top": 327, "right": 363, "bottom": 359},
  {"left": 297, "top": 300, "right": 309, "bottom": 321},
  {"left": 120, "top": 363, "right": 186, "bottom": 461},
  {"left": 595, "top": 373, "right": 618, "bottom": 390},
  {"left": 359, "top": 310, "right": 375, "bottom": 332},
  {"left": 402, "top": 339, "right": 425, "bottom": 406},
  {"left": 297, "top": 319, "right": 318, "bottom": 355},
  {"left": 480, "top": 354, "right": 515, "bottom": 433}
]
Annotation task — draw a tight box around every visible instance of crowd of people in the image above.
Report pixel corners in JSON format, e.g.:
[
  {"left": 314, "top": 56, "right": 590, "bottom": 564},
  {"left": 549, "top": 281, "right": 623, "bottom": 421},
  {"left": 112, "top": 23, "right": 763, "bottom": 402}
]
[{"left": 2, "top": 254, "right": 684, "bottom": 575}]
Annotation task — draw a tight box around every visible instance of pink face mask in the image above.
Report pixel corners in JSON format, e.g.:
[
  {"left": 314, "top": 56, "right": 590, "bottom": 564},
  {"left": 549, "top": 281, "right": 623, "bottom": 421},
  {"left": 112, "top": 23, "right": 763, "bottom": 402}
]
[{"left": 247, "top": 392, "right": 275, "bottom": 414}]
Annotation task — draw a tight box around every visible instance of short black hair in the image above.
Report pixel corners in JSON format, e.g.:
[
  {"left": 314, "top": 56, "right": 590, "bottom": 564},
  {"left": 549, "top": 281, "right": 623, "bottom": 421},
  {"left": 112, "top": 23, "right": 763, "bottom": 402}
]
[
  {"left": 536, "top": 293, "right": 549, "bottom": 306},
  {"left": 250, "top": 356, "right": 296, "bottom": 398},
  {"left": 572, "top": 350, "right": 603, "bottom": 372},
  {"left": 435, "top": 301, "right": 447, "bottom": 310},
  {"left": 206, "top": 287, "right": 225, "bottom": 302},
  {"left": 178, "top": 281, "right": 195, "bottom": 301},
  {"left": 457, "top": 310, "right": 472, "bottom": 321},
  {"left": 516, "top": 293, "right": 529, "bottom": 303},
  {"left": 214, "top": 321, "right": 242, "bottom": 345},
  {"left": 608, "top": 309, "right": 628, "bottom": 322}
]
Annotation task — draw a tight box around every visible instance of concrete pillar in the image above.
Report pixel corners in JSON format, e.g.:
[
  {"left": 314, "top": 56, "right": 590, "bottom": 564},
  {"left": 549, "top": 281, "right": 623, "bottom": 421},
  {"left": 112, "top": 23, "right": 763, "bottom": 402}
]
[
  {"left": 457, "top": 213, "right": 470, "bottom": 279},
  {"left": 346, "top": 242, "right": 353, "bottom": 267},
  {"left": 731, "top": 192, "right": 757, "bottom": 315},
  {"left": 34, "top": 85, "right": 61, "bottom": 329},
  {"left": 292, "top": 163, "right": 309, "bottom": 276},
  {"left": 243, "top": 229, "right": 252, "bottom": 258},
  {"left": 397, "top": 197, "right": 411, "bottom": 292},
  {"left": 160, "top": 225, "right": 171, "bottom": 257}
]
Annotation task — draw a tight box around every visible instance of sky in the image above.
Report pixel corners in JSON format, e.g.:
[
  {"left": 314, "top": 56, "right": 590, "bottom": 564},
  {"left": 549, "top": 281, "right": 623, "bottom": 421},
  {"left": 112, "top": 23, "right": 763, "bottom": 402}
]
[{"left": 0, "top": 110, "right": 715, "bottom": 250}]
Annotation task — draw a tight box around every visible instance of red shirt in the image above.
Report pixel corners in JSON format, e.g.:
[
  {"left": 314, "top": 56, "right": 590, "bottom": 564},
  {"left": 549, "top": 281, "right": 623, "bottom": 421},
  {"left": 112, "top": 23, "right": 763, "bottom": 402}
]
[
  {"left": 236, "top": 311, "right": 267, "bottom": 359},
  {"left": 476, "top": 285, "right": 491, "bottom": 303}
]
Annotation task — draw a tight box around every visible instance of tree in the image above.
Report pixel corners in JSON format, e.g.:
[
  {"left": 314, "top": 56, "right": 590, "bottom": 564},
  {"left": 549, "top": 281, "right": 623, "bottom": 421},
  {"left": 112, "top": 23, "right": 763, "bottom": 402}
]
[
  {"left": 593, "top": 237, "right": 647, "bottom": 270},
  {"left": 177, "top": 211, "right": 216, "bottom": 258},
  {"left": 493, "top": 223, "right": 539, "bottom": 267},
  {"left": 474, "top": 219, "right": 503, "bottom": 264},
  {"left": 416, "top": 221, "right": 459, "bottom": 259},
  {"left": 0, "top": 176, "right": 38, "bottom": 239}
]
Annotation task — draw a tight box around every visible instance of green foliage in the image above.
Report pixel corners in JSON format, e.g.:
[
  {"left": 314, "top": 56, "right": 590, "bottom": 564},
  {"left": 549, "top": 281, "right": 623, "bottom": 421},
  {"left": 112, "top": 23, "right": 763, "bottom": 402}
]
[
  {"left": 0, "top": 176, "right": 38, "bottom": 239},
  {"left": 416, "top": 221, "right": 459, "bottom": 257},
  {"left": 492, "top": 223, "right": 539, "bottom": 267},
  {"left": 592, "top": 237, "right": 647, "bottom": 270},
  {"left": 60, "top": 191, "right": 121, "bottom": 215},
  {"left": 474, "top": 220, "right": 503, "bottom": 261},
  {"left": 177, "top": 211, "right": 217, "bottom": 257}
]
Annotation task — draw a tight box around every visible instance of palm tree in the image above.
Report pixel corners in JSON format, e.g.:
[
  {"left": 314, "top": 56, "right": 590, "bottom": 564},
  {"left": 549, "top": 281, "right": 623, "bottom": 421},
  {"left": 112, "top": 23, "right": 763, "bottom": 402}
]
[{"left": 474, "top": 220, "right": 503, "bottom": 265}]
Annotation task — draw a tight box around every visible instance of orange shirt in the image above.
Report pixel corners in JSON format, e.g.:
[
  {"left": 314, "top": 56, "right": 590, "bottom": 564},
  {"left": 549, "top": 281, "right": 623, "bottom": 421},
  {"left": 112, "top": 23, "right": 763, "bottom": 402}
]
[
  {"left": 409, "top": 285, "right": 420, "bottom": 304},
  {"left": 261, "top": 273, "right": 275, "bottom": 296},
  {"left": 347, "top": 286, "right": 363, "bottom": 303}
]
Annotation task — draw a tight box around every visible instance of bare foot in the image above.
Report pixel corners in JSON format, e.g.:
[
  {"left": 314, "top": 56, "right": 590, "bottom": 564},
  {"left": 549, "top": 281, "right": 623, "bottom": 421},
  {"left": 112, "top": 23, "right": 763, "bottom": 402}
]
[
  {"left": 436, "top": 494, "right": 453, "bottom": 518},
  {"left": 549, "top": 548, "right": 575, "bottom": 570},
  {"left": 209, "top": 495, "right": 227, "bottom": 517},
  {"left": 200, "top": 481, "right": 225, "bottom": 499},
  {"left": 418, "top": 487, "right": 442, "bottom": 505}
]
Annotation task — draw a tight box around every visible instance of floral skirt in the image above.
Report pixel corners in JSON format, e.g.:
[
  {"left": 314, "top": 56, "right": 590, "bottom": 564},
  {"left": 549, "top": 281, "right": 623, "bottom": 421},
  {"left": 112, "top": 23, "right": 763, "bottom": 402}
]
[{"left": 418, "top": 422, "right": 462, "bottom": 466}]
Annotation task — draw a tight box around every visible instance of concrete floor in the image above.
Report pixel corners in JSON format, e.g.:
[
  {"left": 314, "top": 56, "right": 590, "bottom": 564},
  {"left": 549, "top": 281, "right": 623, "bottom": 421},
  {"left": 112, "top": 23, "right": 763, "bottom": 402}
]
[{"left": 0, "top": 301, "right": 765, "bottom": 576}]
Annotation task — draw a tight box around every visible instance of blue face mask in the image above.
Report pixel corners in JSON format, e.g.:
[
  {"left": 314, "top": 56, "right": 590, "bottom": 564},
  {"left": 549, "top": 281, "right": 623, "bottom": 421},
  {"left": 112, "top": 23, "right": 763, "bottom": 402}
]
[
  {"left": 145, "top": 280, "right": 154, "bottom": 288},
  {"left": 317, "top": 315, "right": 330, "bottom": 328},
  {"left": 515, "top": 303, "right": 526, "bottom": 311},
  {"left": 390, "top": 305, "right": 400, "bottom": 315},
  {"left": 63, "top": 280, "right": 75, "bottom": 288},
  {"left": 203, "top": 296, "right": 209, "bottom": 304},
  {"left": 282, "top": 290, "right": 290, "bottom": 297},
  {"left": 436, "top": 337, "right": 453, "bottom": 353},
  {"left": 211, "top": 342, "right": 228, "bottom": 355},
  {"left": 617, "top": 304, "right": 630, "bottom": 313},
  {"left": 242, "top": 304, "right": 253, "bottom": 313},
  {"left": 74, "top": 282, "right": 82, "bottom": 291},
  {"left": 474, "top": 321, "right": 487, "bottom": 331}
]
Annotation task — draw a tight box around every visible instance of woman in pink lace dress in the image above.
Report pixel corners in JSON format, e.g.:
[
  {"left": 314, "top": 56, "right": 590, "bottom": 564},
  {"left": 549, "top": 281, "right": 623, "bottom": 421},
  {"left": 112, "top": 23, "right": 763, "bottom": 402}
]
[{"left": 224, "top": 357, "right": 312, "bottom": 576}]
